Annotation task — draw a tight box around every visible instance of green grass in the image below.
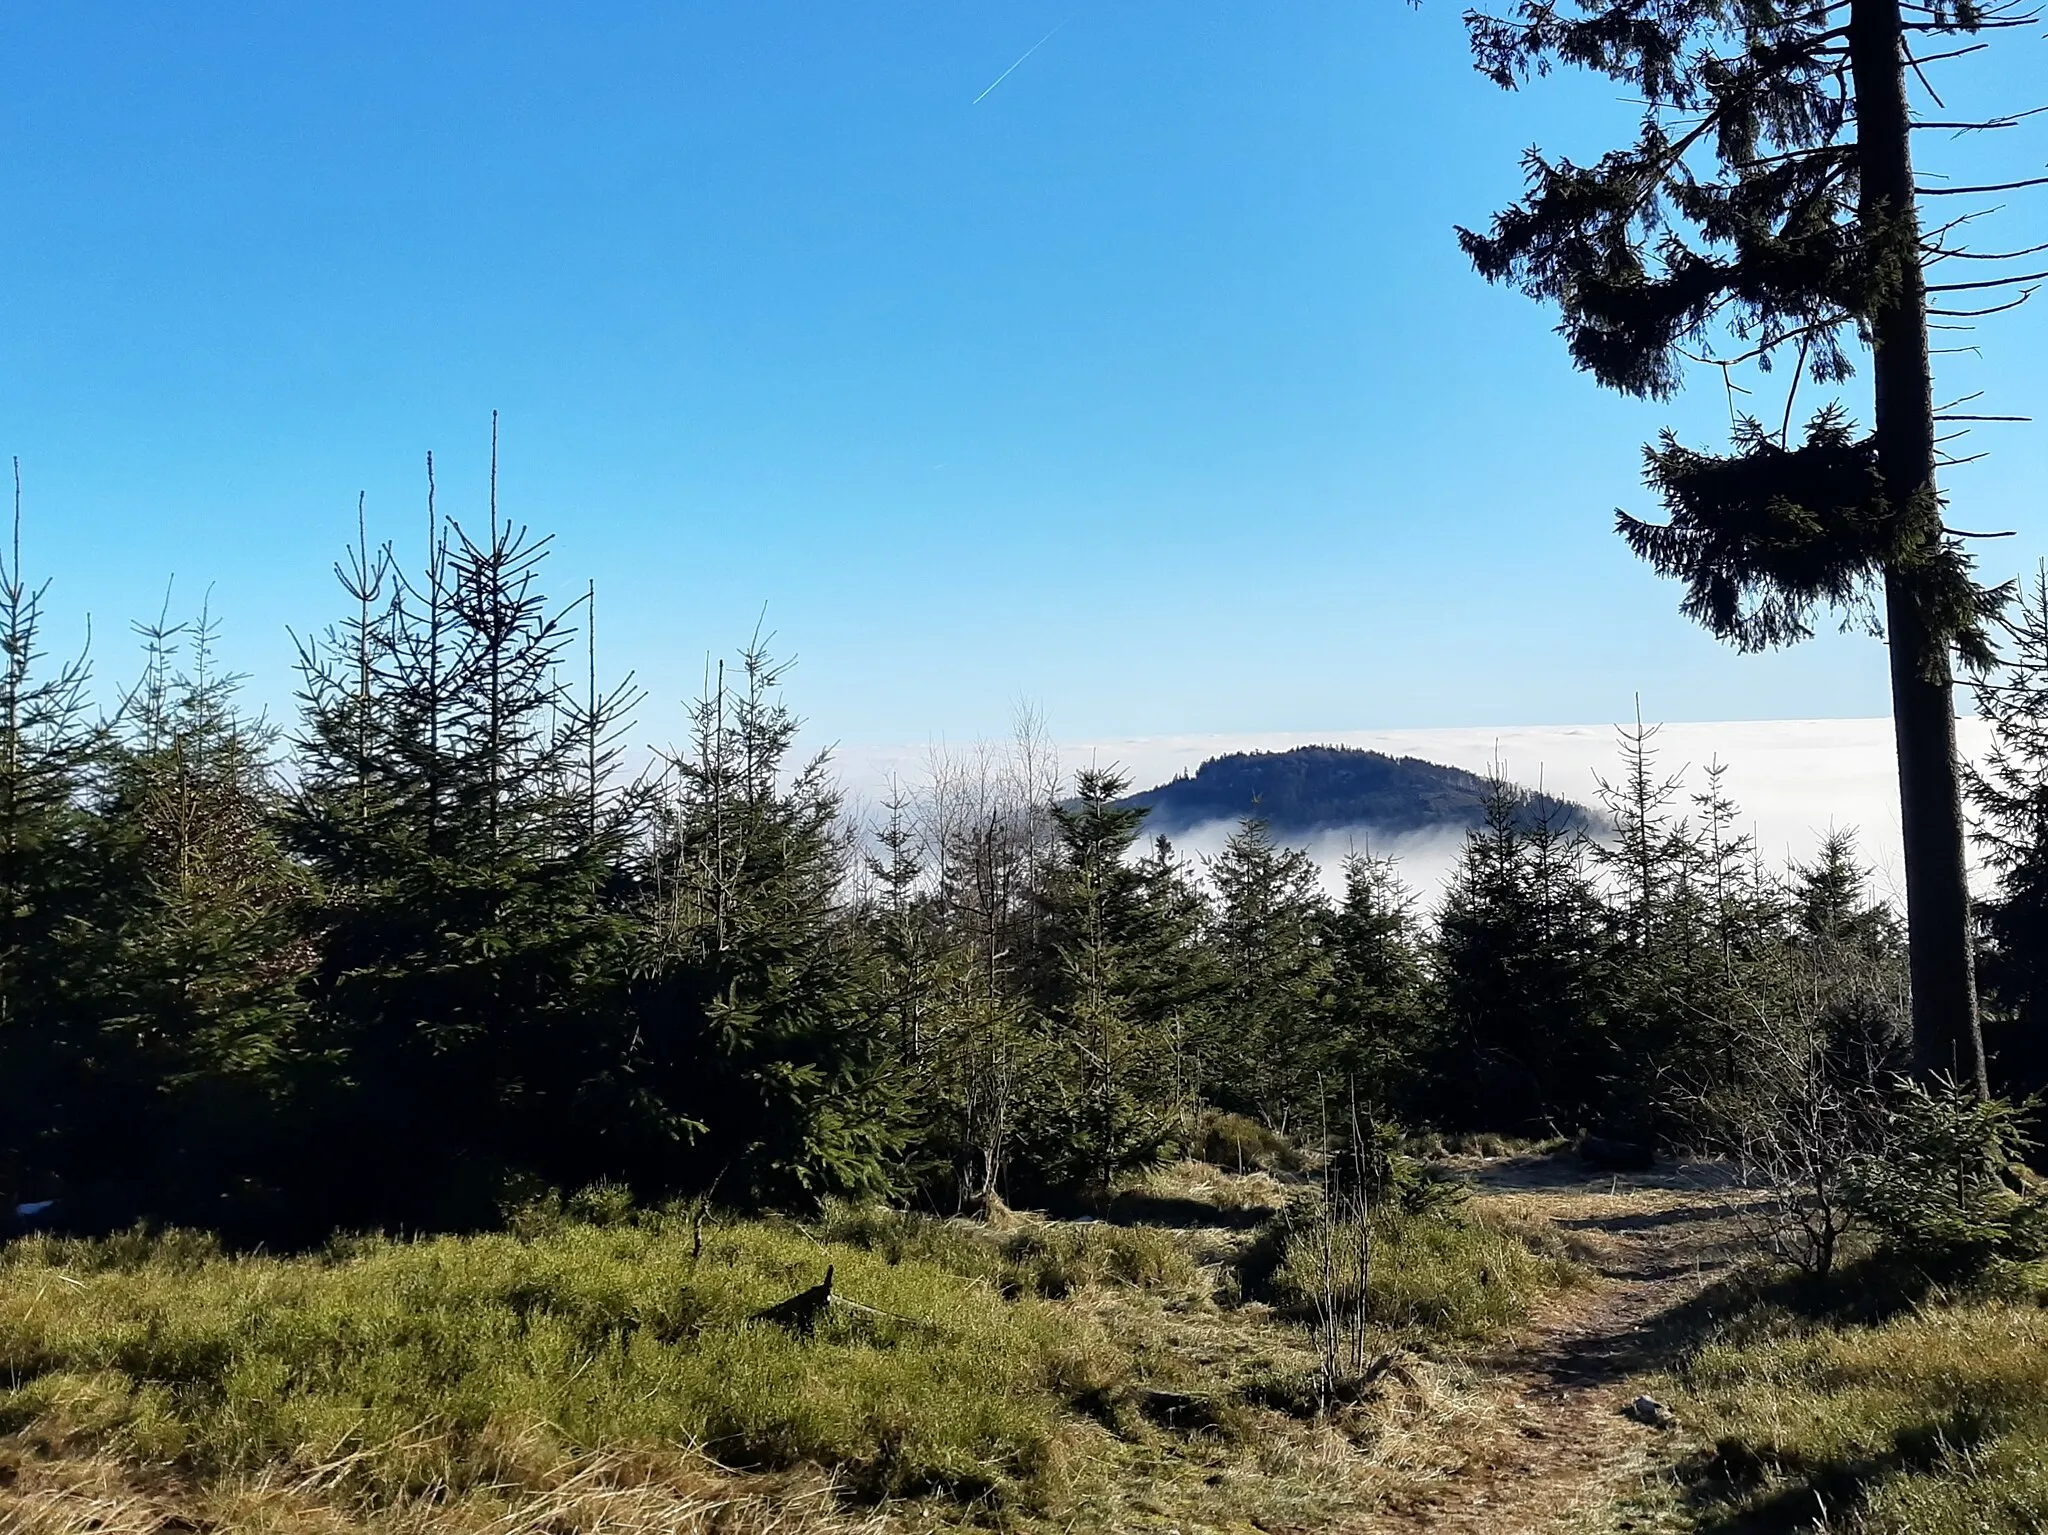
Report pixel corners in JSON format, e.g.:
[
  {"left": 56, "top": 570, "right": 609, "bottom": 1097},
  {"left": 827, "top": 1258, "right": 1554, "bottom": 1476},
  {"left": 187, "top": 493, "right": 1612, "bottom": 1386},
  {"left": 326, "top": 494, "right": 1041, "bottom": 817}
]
[
  {"left": 0, "top": 1211, "right": 1131, "bottom": 1520},
  {"left": 0, "top": 1181, "right": 1584, "bottom": 1532},
  {"left": 816, "top": 1203, "right": 1203, "bottom": 1298},
  {"left": 1645, "top": 1263, "right": 2048, "bottom": 1533},
  {"left": 1262, "top": 1207, "right": 1583, "bottom": 1342}
]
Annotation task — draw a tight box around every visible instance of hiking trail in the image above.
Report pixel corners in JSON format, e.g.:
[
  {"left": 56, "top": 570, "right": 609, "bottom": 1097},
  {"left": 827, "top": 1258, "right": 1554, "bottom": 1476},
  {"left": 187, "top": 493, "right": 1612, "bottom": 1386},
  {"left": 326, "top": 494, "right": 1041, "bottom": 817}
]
[{"left": 1363, "top": 1153, "right": 1745, "bottom": 1534}]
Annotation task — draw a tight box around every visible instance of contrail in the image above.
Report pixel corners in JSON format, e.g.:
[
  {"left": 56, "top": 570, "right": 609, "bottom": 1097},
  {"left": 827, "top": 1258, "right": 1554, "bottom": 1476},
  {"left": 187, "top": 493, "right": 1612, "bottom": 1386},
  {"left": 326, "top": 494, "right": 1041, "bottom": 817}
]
[{"left": 972, "top": 18, "right": 1067, "bottom": 105}]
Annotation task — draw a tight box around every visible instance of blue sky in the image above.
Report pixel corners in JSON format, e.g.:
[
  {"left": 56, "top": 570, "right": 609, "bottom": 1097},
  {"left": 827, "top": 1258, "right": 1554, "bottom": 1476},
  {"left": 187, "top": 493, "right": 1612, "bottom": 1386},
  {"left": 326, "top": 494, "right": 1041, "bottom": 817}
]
[{"left": 3, "top": 2, "right": 2044, "bottom": 752}]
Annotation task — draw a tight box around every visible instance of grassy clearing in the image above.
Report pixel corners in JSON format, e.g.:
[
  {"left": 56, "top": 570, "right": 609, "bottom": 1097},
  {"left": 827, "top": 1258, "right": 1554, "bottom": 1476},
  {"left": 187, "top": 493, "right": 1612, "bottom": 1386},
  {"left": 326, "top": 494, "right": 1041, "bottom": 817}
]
[
  {"left": 1636, "top": 1262, "right": 2048, "bottom": 1534},
  {"left": 0, "top": 1215, "right": 1101, "bottom": 1519},
  {"left": 0, "top": 1173, "right": 1583, "bottom": 1533}
]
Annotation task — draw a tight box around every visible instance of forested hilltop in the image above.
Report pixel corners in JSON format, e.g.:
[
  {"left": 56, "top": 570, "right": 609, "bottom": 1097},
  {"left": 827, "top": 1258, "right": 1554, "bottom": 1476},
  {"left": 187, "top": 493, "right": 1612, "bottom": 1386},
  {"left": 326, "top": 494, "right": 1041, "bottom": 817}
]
[
  {"left": 7, "top": 477, "right": 2048, "bottom": 1246},
  {"left": 1121, "top": 743, "right": 1598, "bottom": 837}
]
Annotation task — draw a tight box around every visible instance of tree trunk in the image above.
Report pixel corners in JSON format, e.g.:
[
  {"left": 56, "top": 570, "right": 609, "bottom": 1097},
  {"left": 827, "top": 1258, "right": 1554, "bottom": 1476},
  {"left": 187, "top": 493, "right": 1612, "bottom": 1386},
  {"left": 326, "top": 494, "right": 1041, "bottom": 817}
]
[{"left": 1851, "top": 0, "right": 1989, "bottom": 1094}]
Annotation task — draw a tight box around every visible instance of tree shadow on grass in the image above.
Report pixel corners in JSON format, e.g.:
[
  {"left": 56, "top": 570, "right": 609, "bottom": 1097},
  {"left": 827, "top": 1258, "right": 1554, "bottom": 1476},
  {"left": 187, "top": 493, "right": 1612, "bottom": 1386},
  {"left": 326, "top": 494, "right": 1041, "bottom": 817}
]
[
  {"left": 1656, "top": 1251, "right": 1950, "bottom": 1345},
  {"left": 1556, "top": 1197, "right": 1774, "bottom": 1236},
  {"left": 1672, "top": 1404, "right": 1999, "bottom": 1533},
  {"left": 1101, "top": 1188, "right": 1277, "bottom": 1230},
  {"left": 1639, "top": 1257, "right": 2020, "bottom": 1532}
]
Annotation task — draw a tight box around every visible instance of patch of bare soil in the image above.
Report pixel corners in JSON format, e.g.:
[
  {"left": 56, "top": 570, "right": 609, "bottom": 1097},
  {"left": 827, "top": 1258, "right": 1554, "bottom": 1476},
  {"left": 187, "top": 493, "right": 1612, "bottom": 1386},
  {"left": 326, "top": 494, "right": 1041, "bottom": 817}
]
[{"left": 1359, "top": 1154, "right": 1744, "bottom": 1535}]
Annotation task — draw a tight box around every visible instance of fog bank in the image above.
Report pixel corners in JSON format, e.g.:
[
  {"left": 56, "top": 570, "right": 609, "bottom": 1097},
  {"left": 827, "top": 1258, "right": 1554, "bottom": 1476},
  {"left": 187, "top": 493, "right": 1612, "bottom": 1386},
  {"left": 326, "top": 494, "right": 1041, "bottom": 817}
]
[{"left": 834, "top": 718, "right": 1996, "bottom": 904}]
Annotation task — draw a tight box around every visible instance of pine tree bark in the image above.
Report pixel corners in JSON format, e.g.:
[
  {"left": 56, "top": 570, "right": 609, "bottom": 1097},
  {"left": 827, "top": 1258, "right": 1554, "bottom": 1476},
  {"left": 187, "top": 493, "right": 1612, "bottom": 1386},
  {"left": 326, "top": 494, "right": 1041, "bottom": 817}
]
[{"left": 1851, "top": 0, "right": 1990, "bottom": 1094}]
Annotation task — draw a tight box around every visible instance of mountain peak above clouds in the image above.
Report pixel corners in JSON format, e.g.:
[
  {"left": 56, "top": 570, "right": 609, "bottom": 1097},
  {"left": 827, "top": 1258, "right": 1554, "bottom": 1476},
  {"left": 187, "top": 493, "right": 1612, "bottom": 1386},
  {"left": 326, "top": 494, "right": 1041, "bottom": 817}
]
[{"left": 1120, "top": 744, "right": 1597, "bottom": 839}]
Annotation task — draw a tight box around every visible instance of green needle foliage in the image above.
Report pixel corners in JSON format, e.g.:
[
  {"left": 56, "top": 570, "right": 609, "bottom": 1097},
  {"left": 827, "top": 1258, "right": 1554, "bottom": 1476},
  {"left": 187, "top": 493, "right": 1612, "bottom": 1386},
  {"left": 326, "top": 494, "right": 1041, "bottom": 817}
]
[
  {"left": 97, "top": 610, "right": 312, "bottom": 1230},
  {"left": 1969, "top": 566, "right": 2048, "bottom": 1101},
  {"left": 635, "top": 643, "right": 901, "bottom": 1207},
  {"left": 1204, "top": 817, "right": 1334, "bottom": 1132},
  {"left": 1324, "top": 850, "right": 1433, "bottom": 1118},
  {"left": 1846, "top": 1074, "right": 2048, "bottom": 1274},
  {"left": 1434, "top": 777, "right": 1611, "bottom": 1134},
  {"left": 0, "top": 474, "right": 121, "bottom": 1212},
  {"left": 11, "top": 426, "right": 2048, "bottom": 1250},
  {"left": 1020, "top": 768, "right": 1194, "bottom": 1199},
  {"left": 1460, "top": 0, "right": 2041, "bottom": 1089},
  {"left": 284, "top": 474, "right": 645, "bottom": 1233}
]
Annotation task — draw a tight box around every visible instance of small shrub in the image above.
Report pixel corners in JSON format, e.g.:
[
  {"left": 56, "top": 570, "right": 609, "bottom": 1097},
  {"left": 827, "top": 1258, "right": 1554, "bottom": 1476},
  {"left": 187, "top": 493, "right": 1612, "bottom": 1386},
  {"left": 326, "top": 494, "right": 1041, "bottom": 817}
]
[
  {"left": 1844, "top": 1076, "right": 2048, "bottom": 1278},
  {"left": 1387, "top": 1155, "right": 1470, "bottom": 1220},
  {"left": 564, "top": 1181, "right": 640, "bottom": 1228}
]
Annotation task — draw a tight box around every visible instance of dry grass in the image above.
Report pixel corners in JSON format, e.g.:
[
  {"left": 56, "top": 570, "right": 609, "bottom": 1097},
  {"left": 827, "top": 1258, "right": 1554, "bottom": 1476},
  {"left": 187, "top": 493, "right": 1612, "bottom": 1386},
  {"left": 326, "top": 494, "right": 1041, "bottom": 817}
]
[
  {"left": 1, "top": 1438, "right": 879, "bottom": 1533},
  {"left": 1189, "top": 1112, "right": 1304, "bottom": 1174},
  {"left": 1409, "top": 1131, "right": 1571, "bottom": 1161},
  {"left": 1038, "top": 1269, "right": 1517, "bottom": 1532},
  {"left": 1117, "top": 1159, "right": 1293, "bottom": 1217},
  {"left": 1471, "top": 1186, "right": 1716, "bottom": 1273}
]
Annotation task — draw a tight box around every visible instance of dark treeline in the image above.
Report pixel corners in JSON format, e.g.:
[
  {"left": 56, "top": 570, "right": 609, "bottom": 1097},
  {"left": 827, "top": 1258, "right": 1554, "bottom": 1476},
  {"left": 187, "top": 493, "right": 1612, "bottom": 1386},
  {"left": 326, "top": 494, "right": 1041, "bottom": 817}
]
[{"left": 6, "top": 473, "right": 2048, "bottom": 1241}]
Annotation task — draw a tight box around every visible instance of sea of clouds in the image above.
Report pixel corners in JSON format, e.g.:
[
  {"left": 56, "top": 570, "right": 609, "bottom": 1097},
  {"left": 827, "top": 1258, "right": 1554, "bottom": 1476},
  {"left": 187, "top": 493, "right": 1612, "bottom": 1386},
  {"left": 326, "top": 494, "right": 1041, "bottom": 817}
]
[{"left": 834, "top": 717, "right": 1997, "bottom": 907}]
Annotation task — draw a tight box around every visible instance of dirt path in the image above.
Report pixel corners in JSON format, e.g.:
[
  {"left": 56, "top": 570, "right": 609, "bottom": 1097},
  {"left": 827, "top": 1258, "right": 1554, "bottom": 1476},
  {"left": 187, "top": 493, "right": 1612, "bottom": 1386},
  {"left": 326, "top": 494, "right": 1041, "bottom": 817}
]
[{"left": 1364, "top": 1154, "right": 1744, "bottom": 1534}]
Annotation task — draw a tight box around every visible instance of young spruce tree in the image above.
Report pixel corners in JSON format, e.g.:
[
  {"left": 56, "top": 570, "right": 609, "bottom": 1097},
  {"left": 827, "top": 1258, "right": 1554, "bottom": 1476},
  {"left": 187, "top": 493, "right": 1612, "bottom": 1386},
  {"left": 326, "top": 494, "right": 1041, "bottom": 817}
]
[
  {"left": 1324, "top": 849, "right": 1432, "bottom": 1119},
  {"left": 0, "top": 472, "right": 114, "bottom": 1209},
  {"left": 1026, "top": 769, "right": 1187, "bottom": 1198},
  {"left": 98, "top": 607, "right": 311, "bottom": 1226},
  {"left": 1204, "top": 816, "right": 1333, "bottom": 1131},
  {"left": 1435, "top": 775, "right": 1612, "bottom": 1132},
  {"left": 287, "top": 448, "right": 640, "bottom": 1229},
  {"left": 636, "top": 644, "right": 899, "bottom": 1206}
]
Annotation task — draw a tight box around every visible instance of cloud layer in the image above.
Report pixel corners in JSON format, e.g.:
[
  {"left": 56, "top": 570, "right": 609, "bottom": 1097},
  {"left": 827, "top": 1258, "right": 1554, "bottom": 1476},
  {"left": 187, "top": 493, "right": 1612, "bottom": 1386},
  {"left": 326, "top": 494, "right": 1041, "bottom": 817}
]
[{"left": 835, "top": 717, "right": 1995, "bottom": 904}]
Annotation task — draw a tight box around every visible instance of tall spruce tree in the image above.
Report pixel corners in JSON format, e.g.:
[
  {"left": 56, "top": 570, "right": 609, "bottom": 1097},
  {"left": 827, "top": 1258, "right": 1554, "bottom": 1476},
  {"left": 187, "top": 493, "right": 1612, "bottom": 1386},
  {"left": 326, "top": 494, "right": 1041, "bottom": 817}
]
[
  {"left": 98, "top": 608, "right": 311, "bottom": 1226},
  {"left": 1787, "top": 828, "right": 1911, "bottom": 1064},
  {"left": 1324, "top": 849, "right": 1432, "bottom": 1117},
  {"left": 1130, "top": 832, "right": 1217, "bottom": 1123},
  {"left": 0, "top": 474, "right": 113, "bottom": 1209},
  {"left": 1459, "top": 0, "right": 2042, "bottom": 1092},
  {"left": 1025, "top": 769, "right": 1190, "bottom": 1196},
  {"left": 1591, "top": 717, "right": 1717, "bottom": 1133}
]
